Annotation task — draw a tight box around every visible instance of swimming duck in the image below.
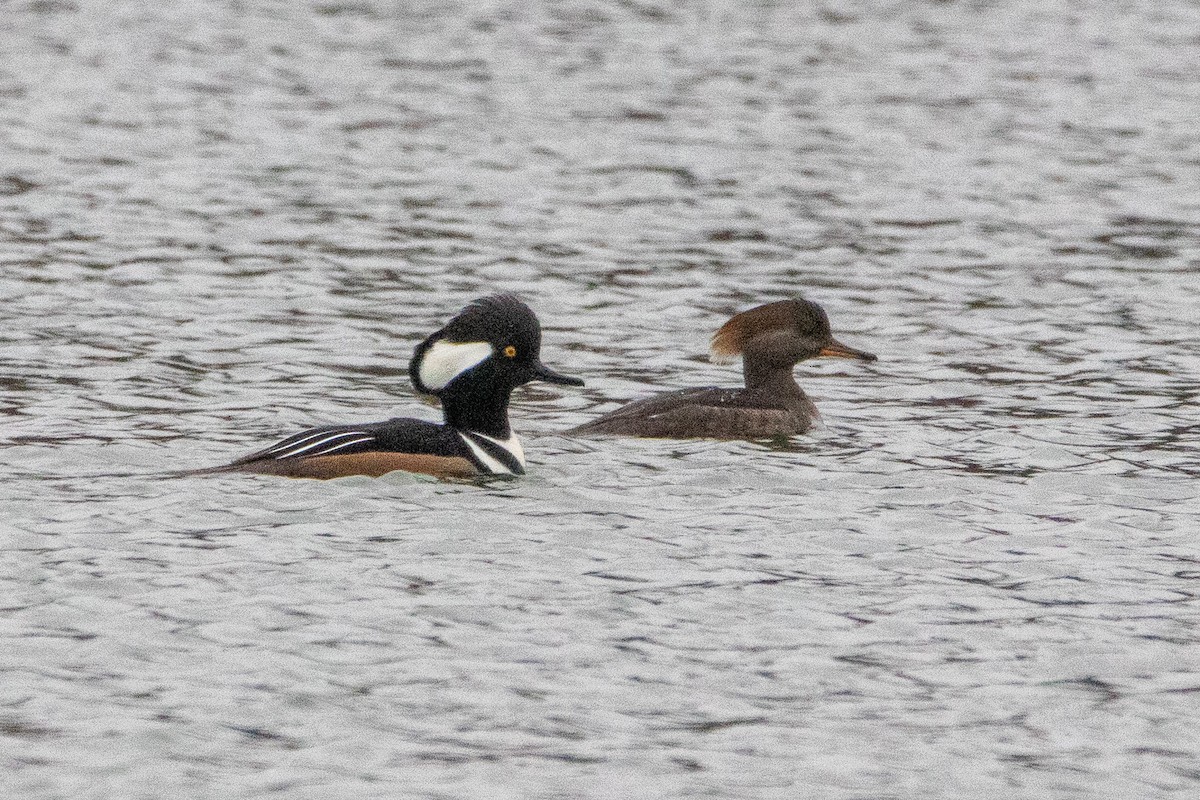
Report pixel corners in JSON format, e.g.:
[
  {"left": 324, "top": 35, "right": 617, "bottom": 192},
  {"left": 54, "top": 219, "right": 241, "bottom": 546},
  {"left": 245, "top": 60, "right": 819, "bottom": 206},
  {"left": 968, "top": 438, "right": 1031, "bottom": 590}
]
[
  {"left": 203, "top": 295, "right": 583, "bottom": 479},
  {"left": 569, "top": 298, "right": 875, "bottom": 438}
]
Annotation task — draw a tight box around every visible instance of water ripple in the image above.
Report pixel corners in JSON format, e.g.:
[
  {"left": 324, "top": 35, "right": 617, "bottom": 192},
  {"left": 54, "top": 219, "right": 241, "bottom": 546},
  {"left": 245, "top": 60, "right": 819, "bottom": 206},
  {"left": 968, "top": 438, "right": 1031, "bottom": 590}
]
[{"left": 3, "top": 0, "right": 1199, "bottom": 798}]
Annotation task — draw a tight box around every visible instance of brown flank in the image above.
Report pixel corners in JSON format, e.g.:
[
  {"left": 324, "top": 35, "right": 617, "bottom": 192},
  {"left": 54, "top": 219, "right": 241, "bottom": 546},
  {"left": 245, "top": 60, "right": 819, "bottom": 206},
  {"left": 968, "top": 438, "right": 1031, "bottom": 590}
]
[{"left": 233, "top": 452, "right": 479, "bottom": 480}]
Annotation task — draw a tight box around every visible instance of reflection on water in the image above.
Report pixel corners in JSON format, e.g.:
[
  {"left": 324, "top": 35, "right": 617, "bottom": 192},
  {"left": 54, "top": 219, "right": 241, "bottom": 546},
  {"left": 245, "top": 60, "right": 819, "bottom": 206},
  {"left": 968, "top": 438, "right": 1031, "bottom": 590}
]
[{"left": 3, "top": 1, "right": 1198, "bottom": 797}]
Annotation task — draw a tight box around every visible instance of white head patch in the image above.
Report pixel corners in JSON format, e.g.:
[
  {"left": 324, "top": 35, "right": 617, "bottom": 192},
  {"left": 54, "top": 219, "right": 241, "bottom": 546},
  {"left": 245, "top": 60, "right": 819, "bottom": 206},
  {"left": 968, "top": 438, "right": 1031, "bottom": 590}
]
[{"left": 417, "top": 340, "right": 493, "bottom": 392}]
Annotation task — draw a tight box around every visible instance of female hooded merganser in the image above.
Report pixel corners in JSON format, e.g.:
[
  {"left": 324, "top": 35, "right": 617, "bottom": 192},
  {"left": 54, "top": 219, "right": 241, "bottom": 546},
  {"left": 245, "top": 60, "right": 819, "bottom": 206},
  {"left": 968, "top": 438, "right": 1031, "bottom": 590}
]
[
  {"left": 569, "top": 298, "right": 875, "bottom": 439},
  {"left": 203, "top": 295, "right": 583, "bottom": 479}
]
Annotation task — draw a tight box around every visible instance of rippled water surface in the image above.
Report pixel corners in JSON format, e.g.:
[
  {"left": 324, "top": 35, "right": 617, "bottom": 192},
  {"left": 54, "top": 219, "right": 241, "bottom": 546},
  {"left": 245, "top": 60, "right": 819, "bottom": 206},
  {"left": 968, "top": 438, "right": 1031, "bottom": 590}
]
[{"left": 3, "top": 1, "right": 1199, "bottom": 797}]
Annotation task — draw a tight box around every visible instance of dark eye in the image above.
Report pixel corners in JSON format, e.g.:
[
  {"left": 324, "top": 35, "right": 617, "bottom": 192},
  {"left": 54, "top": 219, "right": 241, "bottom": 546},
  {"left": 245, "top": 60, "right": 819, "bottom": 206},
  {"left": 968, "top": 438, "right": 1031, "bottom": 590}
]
[{"left": 503, "top": 345, "right": 517, "bottom": 358}]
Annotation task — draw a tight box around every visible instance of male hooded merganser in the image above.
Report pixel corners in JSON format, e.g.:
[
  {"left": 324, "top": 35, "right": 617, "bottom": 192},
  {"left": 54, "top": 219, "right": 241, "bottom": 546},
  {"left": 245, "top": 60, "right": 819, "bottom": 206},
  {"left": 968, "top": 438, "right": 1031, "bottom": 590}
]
[
  {"left": 202, "top": 295, "right": 583, "bottom": 479},
  {"left": 569, "top": 298, "right": 875, "bottom": 439}
]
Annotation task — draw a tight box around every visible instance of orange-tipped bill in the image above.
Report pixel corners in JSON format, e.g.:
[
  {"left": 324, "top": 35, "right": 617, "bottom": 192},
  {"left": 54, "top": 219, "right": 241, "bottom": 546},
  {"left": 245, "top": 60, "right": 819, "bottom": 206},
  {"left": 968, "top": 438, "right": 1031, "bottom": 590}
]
[{"left": 819, "top": 339, "right": 877, "bottom": 361}]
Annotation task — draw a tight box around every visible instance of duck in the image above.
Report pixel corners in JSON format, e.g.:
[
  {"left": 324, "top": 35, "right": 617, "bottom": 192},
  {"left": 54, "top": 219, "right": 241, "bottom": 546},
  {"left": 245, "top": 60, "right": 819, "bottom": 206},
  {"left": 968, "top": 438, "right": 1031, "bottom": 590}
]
[
  {"left": 568, "top": 298, "right": 875, "bottom": 439},
  {"left": 200, "top": 295, "right": 583, "bottom": 479}
]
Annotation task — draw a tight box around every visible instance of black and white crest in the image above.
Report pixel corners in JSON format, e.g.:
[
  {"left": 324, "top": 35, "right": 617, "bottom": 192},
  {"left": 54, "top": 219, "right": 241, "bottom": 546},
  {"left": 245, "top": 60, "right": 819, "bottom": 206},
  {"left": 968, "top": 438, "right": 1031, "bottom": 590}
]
[{"left": 409, "top": 295, "right": 545, "bottom": 396}]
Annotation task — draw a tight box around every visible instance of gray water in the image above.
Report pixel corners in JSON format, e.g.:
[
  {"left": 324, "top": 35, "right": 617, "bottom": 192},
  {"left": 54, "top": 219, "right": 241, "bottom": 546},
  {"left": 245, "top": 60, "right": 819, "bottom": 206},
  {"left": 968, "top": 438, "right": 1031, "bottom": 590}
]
[{"left": 3, "top": 1, "right": 1199, "bottom": 798}]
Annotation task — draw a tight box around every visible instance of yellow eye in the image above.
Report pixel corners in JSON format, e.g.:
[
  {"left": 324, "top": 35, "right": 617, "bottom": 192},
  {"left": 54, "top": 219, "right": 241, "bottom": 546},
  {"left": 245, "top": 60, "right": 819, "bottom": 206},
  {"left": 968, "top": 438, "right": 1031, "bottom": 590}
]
[{"left": 503, "top": 345, "right": 517, "bottom": 358}]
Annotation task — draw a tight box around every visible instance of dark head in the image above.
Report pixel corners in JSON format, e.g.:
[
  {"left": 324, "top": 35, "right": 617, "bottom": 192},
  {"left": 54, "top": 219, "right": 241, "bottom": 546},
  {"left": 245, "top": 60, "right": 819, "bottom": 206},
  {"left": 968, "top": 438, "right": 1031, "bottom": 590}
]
[
  {"left": 710, "top": 299, "right": 876, "bottom": 389},
  {"left": 409, "top": 295, "right": 583, "bottom": 435}
]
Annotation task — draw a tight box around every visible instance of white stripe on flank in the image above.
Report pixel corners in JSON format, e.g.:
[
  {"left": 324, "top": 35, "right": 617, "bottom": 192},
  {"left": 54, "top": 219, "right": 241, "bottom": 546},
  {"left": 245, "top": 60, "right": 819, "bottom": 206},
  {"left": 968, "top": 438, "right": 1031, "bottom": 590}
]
[
  {"left": 467, "top": 431, "right": 526, "bottom": 470},
  {"left": 458, "top": 432, "right": 513, "bottom": 474},
  {"left": 417, "top": 340, "right": 493, "bottom": 391},
  {"left": 263, "top": 429, "right": 332, "bottom": 455},
  {"left": 305, "top": 437, "right": 376, "bottom": 457},
  {"left": 274, "top": 431, "right": 372, "bottom": 459}
]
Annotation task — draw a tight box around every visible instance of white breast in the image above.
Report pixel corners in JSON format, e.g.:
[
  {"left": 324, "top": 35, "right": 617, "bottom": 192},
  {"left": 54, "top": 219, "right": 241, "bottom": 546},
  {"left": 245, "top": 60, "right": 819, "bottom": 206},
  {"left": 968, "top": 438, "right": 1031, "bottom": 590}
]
[{"left": 458, "top": 431, "right": 526, "bottom": 474}]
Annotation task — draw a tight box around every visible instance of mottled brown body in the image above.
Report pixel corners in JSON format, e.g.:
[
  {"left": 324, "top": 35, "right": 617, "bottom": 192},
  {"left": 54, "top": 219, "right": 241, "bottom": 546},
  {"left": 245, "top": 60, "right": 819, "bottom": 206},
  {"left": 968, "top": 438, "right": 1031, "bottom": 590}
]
[{"left": 571, "top": 299, "right": 874, "bottom": 439}]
